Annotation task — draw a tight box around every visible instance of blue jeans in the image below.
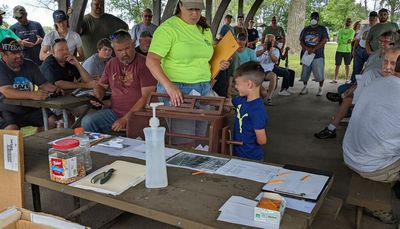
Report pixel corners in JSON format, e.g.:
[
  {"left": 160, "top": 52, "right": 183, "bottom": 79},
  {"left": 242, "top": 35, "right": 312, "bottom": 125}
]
[
  {"left": 351, "top": 46, "right": 369, "bottom": 82},
  {"left": 273, "top": 65, "right": 290, "bottom": 90},
  {"left": 300, "top": 57, "right": 325, "bottom": 83},
  {"left": 81, "top": 109, "right": 118, "bottom": 133},
  {"left": 157, "top": 81, "right": 211, "bottom": 144}
]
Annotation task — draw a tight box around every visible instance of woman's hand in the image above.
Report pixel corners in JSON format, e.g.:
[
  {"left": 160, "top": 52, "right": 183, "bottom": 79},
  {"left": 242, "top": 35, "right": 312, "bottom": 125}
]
[
  {"left": 219, "top": 60, "right": 230, "bottom": 71},
  {"left": 165, "top": 83, "right": 183, "bottom": 106}
]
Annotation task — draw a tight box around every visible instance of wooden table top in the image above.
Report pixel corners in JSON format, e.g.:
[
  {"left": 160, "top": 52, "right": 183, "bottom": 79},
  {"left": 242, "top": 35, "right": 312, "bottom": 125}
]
[
  {"left": 4, "top": 93, "right": 90, "bottom": 110},
  {"left": 23, "top": 129, "right": 332, "bottom": 228}
]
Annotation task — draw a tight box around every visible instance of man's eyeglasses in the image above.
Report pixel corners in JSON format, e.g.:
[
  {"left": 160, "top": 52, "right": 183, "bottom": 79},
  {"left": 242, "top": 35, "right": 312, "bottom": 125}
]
[{"left": 110, "top": 29, "right": 130, "bottom": 41}]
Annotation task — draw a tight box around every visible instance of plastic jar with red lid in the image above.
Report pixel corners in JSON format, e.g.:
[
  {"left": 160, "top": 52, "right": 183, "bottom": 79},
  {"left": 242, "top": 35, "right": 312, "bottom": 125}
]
[{"left": 48, "top": 138, "right": 86, "bottom": 184}]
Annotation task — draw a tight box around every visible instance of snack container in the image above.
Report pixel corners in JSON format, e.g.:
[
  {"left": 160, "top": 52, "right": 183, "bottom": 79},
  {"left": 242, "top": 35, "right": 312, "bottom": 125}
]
[
  {"left": 48, "top": 138, "right": 86, "bottom": 184},
  {"left": 254, "top": 192, "right": 286, "bottom": 226}
]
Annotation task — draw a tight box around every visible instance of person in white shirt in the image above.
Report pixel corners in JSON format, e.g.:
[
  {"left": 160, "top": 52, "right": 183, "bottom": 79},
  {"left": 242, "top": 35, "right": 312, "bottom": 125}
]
[
  {"left": 343, "top": 46, "right": 400, "bottom": 182},
  {"left": 255, "top": 34, "right": 278, "bottom": 105}
]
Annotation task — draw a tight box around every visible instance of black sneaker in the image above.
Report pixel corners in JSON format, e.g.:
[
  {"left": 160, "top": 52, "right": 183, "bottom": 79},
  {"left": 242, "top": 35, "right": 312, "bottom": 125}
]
[
  {"left": 264, "top": 99, "right": 273, "bottom": 106},
  {"left": 326, "top": 92, "right": 342, "bottom": 103},
  {"left": 314, "top": 128, "right": 336, "bottom": 139}
]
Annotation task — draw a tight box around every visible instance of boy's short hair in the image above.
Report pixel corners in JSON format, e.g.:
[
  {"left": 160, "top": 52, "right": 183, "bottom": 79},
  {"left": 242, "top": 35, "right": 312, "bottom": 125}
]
[
  {"left": 97, "top": 38, "right": 112, "bottom": 50},
  {"left": 234, "top": 61, "right": 265, "bottom": 86}
]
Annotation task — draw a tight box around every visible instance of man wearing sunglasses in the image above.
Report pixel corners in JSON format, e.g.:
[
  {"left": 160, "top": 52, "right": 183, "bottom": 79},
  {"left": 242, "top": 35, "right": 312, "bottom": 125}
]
[
  {"left": 82, "top": 30, "right": 157, "bottom": 133},
  {"left": 10, "top": 5, "right": 45, "bottom": 66},
  {"left": 80, "top": 0, "right": 129, "bottom": 57},
  {"left": 131, "top": 8, "right": 158, "bottom": 47},
  {"left": 0, "top": 38, "right": 61, "bottom": 130}
]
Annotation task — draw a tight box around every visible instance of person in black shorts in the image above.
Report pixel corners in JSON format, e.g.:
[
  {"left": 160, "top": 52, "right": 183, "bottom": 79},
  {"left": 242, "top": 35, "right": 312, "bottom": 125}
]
[{"left": 0, "top": 38, "right": 61, "bottom": 130}]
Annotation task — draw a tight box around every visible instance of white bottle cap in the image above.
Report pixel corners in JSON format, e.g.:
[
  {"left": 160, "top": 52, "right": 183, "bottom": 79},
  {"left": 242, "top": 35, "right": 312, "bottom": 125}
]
[{"left": 149, "top": 102, "right": 164, "bottom": 128}]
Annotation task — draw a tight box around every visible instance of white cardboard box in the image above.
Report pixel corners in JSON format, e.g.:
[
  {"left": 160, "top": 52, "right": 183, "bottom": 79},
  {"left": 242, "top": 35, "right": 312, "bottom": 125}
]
[{"left": 254, "top": 192, "right": 286, "bottom": 227}]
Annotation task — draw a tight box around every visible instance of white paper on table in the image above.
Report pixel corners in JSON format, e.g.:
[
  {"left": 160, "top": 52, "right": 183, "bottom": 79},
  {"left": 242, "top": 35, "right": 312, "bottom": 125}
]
[
  {"left": 90, "top": 137, "right": 145, "bottom": 157},
  {"left": 126, "top": 143, "right": 181, "bottom": 160},
  {"left": 262, "top": 168, "right": 329, "bottom": 200},
  {"left": 301, "top": 51, "right": 315, "bottom": 66},
  {"left": 217, "top": 196, "right": 278, "bottom": 229},
  {"left": 31, "top": 213, "right": 85, "bottom": 229},
  {"left": 215, "top": 159, "right": 281, "bottom": 183},
  {"left": 255, "top": 192, "right": 316, "bottom": 214},
  {"left": 166, "top": 151, "right": 230, "bottom": 173}
]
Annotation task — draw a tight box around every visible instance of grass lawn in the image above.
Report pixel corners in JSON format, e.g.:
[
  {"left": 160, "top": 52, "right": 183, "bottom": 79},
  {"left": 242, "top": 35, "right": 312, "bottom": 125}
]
[{"left": 287, "top": 43, "right": 350, "bottom": 81}]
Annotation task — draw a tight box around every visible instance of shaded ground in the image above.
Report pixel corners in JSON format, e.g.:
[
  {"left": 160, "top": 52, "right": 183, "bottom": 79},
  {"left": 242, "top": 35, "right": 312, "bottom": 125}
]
[{"left": 24, "top": 79, "right": 396, "bottom": 228}]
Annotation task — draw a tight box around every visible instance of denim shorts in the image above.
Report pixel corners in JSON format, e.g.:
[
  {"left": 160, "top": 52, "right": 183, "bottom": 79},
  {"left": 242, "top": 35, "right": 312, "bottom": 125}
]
[{"left": 300, "top": 57, "right": 325, "bottom": 82}]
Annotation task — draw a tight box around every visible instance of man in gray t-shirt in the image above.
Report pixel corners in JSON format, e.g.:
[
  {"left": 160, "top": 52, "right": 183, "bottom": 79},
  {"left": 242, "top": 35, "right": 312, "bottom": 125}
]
[
  {"left": 366, "top": 8, "right": 399, "bottom": 54},
  {"left": 130, "top": 8, "right": 158, "bottom": 47}
]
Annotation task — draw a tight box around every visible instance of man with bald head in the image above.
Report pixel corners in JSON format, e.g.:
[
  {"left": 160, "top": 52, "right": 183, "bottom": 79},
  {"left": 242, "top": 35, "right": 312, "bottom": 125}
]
[{"left": 80, "top": 0, "right": 128, "bottom": 57}]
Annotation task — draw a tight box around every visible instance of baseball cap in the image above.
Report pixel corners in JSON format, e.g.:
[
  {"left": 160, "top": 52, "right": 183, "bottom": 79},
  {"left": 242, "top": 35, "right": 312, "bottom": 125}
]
[
  {"left": 53, "top": 10, "right": 68, "bottom": 23},
  {"left": 13, "top": 5, "right": 27, "bottom": 19},
  {"left": 378, "top": 8, "right": 388, "bottom": 14},
  {"left": 0, "top": 9, "right": 5, "bottom": 16},
  {"left": 310, "top": 12, "right": 319, "bottom": 18},
  {"left": 225, "top": 14, "right": 233, "bottom": 19},
  {"left": 0, "top": 38, "right": 24, "bottom": 53},
  {"left": 369, "top": 11, "right": 378, "bottom": 17},
  {"left": 180, "top": 0, "right": 205, "bottom": 10},
  {"left": 139, "top": 31, "right": 153, "bottom": 38}
]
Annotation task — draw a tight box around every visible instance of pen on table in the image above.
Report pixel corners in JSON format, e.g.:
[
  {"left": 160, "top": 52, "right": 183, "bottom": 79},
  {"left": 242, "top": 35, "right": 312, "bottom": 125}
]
[
  {"left": 301, "top": 175, "right": 311, "bottom": 181},
  {"left": 192, "top": 171, "right": 207, "bottom": 176},
  {"left": 276, "top": 171, "right": 290, "bottom": 177}
]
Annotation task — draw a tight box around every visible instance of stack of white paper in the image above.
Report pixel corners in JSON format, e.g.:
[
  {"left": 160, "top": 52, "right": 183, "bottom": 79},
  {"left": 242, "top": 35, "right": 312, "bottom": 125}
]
[
  {"left": 70, "top": 160, "right": 145, "bottom": 196},
  {"left": 215, "top": 159, "right": 281, "bottom": 183},
  {"left": 217, "top": 196, "right": 278, "bottom": 229}
]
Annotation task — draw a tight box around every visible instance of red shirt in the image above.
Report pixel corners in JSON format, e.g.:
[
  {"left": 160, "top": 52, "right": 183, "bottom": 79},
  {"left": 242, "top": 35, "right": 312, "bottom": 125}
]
[{"left": 100, "top": 54, "right": 157, "bottom": 117}]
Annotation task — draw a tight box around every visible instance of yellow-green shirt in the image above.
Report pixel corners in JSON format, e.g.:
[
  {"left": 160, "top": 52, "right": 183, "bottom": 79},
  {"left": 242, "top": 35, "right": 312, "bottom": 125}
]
[{"left": 149, "top": 16, "right": 213, "bottom": 83}]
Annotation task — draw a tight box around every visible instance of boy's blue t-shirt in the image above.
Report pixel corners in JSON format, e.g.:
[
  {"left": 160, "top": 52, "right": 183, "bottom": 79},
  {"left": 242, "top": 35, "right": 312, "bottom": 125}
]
[{"left": 232, "top": 96, "right": 268, "bottom": 160}]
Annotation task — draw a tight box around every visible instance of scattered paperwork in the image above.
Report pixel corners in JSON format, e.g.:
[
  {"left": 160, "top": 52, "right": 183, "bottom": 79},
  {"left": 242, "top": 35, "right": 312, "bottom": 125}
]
[
  {"left": 166, "top": 152, "right": 230, "bottom": 173},
  {"left": 120, "top": 143, "right": 181, "bottom": 160},
  {"left": 70, "top": 160, "right": 145, "bottom": 196},
  {"left": 215, "top": 159, "right": 281, "bottom": 183},
  {"left": 263, "top": 168, "right": 329, "bottom": 201},
  {"left": 255, "top": 192, "right": 316, "bottom": 214},
  {"left": 90, "top": 137, "right": 144, "bottom": 157},
  {"left": 217, "top": 196, "right": 278, "bottom": 229}
]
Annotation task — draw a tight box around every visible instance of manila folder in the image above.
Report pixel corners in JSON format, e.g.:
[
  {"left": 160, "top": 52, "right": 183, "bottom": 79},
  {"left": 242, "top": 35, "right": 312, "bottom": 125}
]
[{"left": 210, "top": 31, "right": 239, "bottom": 79}]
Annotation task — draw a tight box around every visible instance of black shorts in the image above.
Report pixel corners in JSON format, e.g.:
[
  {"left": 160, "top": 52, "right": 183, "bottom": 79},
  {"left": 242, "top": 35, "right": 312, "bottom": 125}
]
[
  {"left": 0, "top": 108, "right": 52, "bottom": 129},
  {"left": 335, "top": 52, "right": 352, "bottom": 65}
]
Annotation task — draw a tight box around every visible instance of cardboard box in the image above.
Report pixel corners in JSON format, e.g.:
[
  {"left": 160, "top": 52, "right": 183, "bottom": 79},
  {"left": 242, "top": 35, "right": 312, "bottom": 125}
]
[
  {"left": 0, "top": 207, "right": 89, "bottom": 229},
  {"left": 254, "top": 192, "right": 286, "bottom": 227}
]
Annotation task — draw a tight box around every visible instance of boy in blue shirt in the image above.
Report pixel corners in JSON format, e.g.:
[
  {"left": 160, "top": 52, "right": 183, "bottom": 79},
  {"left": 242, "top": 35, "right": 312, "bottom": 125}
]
[{"left": 232, "top": 61, "right": 268, "bottom": 160}]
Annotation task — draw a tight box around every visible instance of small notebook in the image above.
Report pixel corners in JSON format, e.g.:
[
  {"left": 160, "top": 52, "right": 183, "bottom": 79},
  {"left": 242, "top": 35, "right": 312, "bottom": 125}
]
[
  {"left": 210, "top": 31, "right": 239, "bottom": 79},
  {"left": 70, "top": 160, "right": 145, "bottom": 196}
]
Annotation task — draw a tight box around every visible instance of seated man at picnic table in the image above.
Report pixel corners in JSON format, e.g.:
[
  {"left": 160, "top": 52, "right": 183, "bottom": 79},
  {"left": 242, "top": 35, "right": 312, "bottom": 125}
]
[
  {"left": 81, "top": 29, "right": 157, "bottom": 133},
  {"left": 40, "top": 38, "right": 97, "bottom": 90},
  {"left": 0, "top": 38, "right": 61, "bottom": 130}
]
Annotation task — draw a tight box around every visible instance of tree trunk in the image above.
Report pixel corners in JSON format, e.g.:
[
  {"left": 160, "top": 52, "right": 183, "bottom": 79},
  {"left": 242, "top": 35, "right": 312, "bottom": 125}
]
[{"left": 286, "top": 0, "right": 306, "bottom": 54}]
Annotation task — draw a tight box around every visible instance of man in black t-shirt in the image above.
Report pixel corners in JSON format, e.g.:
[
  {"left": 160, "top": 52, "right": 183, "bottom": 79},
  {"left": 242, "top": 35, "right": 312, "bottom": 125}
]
[
  {"left": 0, "top": 38, "right": 60, "bottom": 130},
  {"left": 135, "top": 31, "right": 152, "bottom": 56},
  {"left": 247, "top": 19, "right": 259, "bottom": 49},
  {"left": 40, "top": 38, "right": 96, "bottom": 90},
  {"left": 10, "top": 5, "right": 45, "bottom": 65}
]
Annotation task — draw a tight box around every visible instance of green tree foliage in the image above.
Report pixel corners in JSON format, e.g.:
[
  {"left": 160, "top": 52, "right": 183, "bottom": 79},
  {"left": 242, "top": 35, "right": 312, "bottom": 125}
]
[
  {"left": 107, "top": 0, "right": 153, "bottom": 24},
  {"left": 379, "top": 0, "right": 400, "bottom": 22},
  {"left": 1, "top": 4, "right": 10, "bottom": 27},
  {"left": 321, "top": 0, "right": 366, "bottom": 32}
]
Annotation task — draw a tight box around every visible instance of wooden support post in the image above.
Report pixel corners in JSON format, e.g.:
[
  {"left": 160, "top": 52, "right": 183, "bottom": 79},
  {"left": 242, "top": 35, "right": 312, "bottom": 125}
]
[
  {"left": 153, "top": 0, "right": 162, "bottom": 25},
  {"left": 211, "top": 0, "right": 231, "bottom": 38},
  {"left": 57, "top": 0, "right": 68, "bottom": 13},
  {"left": 238, "top": 0, "right": 243, "bottom": 16},
  {"left": 161, "top": 0, "right": 179, "bottom": 23},
  {"left": 68, "top": 0, "right": 88, "bottom": 33},
  {"left": 205, "top": 0, "right": 212, "bottom": 25},
  {"left": 244, "top": 0, "right": 263, "bottom": 26}
]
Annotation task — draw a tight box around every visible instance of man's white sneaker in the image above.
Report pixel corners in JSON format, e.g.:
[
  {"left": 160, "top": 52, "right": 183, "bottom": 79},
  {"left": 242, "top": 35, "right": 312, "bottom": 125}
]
[
  {"left": 300, "top": 87, "right": 308, "bottom": 95},
  {"left": 278, "top": 90, "right": 291, "bottom": 96},
  {"left": 317, "top": 88, "right": 323, "bottom": 96},
  {"left": 286, "top": 88, "right": 295, "bottom": 94}
]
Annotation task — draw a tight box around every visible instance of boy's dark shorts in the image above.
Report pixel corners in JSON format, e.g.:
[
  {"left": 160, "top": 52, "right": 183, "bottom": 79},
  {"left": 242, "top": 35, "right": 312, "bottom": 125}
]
[
  {"left": 0, "top": 108, "right": 53, "bottom": 129},
  {"left": 335, "top": 51, "right": 352, "bottom": 65}
]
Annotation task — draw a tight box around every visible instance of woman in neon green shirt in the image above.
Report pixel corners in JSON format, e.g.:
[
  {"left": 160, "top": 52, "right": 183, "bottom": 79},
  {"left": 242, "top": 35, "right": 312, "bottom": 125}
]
[{"left": 146, "top": 0, "right": 229, "bottom": 106}]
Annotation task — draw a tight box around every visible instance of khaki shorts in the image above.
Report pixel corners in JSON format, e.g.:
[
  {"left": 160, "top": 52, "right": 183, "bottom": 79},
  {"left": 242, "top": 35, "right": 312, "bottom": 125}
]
[{"left": 357, "top": 160, "right": 400, "bottom": 183}]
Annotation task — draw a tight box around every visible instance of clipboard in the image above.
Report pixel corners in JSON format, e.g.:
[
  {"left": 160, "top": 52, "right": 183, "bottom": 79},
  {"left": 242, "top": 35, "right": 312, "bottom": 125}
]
[{"left": 210, "top": 31, "right": 240, "bottom": 79}]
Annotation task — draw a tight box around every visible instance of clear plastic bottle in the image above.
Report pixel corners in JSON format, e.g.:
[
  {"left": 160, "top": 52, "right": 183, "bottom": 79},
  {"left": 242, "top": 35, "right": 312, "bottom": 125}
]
[
  {"left": 74, "top": 127, "right": 92, "bottom": 171},
  {"left": 144, "top": 102, "right": 168, "bottom": 188}
]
